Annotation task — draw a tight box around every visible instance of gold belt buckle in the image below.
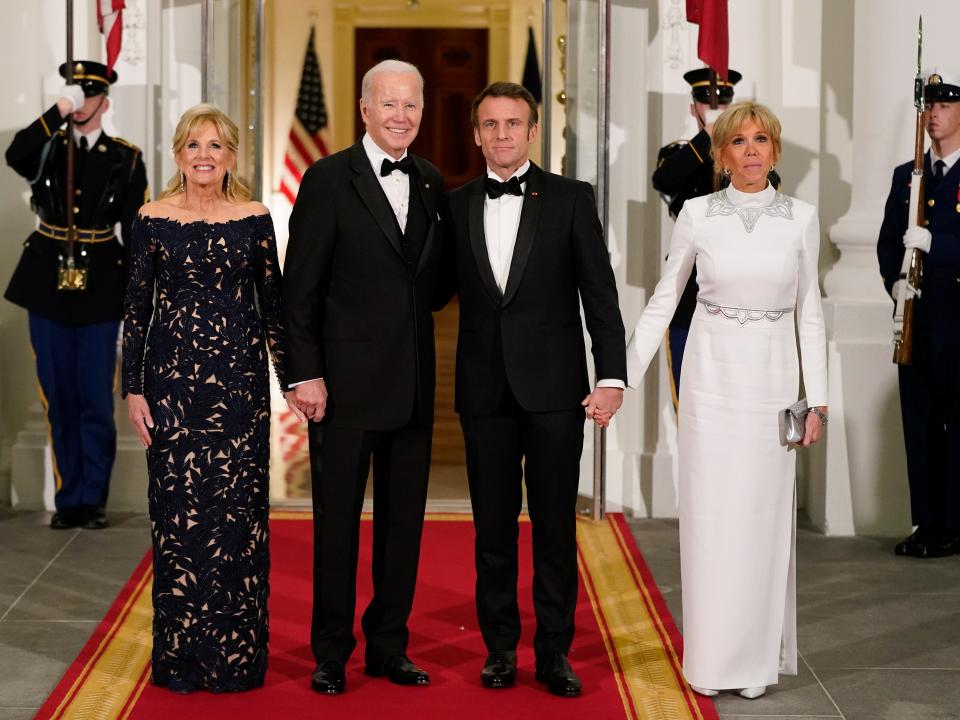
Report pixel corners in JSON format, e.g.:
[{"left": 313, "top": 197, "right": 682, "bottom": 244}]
[{"left": 57, "top": 256, "right": 88, "bottom": 291}]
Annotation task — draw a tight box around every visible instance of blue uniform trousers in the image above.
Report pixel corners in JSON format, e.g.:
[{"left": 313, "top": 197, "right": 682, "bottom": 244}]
[
  {"left": 28, "top": 314, "right": 119, "bottom": 511},
  {"left": 898, "top": 316, "right": 960, "bottom": 534}
]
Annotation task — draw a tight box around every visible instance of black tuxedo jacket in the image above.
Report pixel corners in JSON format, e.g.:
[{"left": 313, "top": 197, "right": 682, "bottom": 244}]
[
  {"left": 443, "top": 163, "right": 626, "bottom": 415},
  {"left": 283, "top": 141, "right": 444, "bottom": 429}
]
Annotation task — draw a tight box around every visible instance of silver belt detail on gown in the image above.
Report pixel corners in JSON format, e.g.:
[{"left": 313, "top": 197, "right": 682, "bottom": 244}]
[{"left": 696, "top": 296, "right": 794, "bottom": 325}]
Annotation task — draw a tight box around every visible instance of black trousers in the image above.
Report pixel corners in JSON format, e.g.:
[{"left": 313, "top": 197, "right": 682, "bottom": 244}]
[
  {"left": 898, "top": 318, "right": 960, "bottom": 534},
  {"left": 460, "top": 384, "right": 585, "bottom": 659},
  {"left": 309, "top": 417, "right": 432, "bottom": 664}
]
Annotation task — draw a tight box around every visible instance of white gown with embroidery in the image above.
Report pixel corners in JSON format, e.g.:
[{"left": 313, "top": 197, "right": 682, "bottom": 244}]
[{"left": 627, "top": 183, "right": 827, "bottom": 690}]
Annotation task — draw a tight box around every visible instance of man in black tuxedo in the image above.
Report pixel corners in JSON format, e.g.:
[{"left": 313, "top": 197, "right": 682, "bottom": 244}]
[
  {"left": 283, "top": 59, "right": 444, "bottom": 694},
  {"left": 442, "top": 82, "right": 627, "bottom": 696}
]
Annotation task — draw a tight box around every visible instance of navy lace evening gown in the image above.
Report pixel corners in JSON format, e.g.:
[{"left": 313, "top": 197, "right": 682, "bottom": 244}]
[{"left": 121, "top": 213, "right": 288, "bottom": 693}]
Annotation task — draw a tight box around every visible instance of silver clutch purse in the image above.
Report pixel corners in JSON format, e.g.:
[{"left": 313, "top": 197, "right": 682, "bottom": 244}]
[{"left": 779, "top": 398, "right": 809, "bottom": 446}]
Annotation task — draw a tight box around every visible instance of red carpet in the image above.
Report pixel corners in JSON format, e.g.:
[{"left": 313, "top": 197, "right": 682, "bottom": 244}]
[{"left": 37, "top": 513, "right": 716, "bottom": 720}]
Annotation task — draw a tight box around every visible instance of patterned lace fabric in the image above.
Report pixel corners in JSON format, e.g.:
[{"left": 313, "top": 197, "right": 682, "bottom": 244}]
[
  {"left": 705, "top": 188, "right": 794, "bottom": 232},
  {"left": 121, "top": 213, "right": 287, "bottom": 693}
]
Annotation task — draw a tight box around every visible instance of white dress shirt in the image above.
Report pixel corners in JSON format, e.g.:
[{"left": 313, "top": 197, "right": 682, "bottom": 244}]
[
  {"left": 72, "top": 127, "right": 103, "bottom": 149},
  {"left": 482, "top": 161, "right": 624, "bottom": 391},
  {"left": 930, "top": 146, "right": 960, "bottom": 174},
  {"left": 363, "top": 132, "right": 410, "bottom": 232},
  {"left": 483, "top": 161, "right": 529, "bottom": 292}
]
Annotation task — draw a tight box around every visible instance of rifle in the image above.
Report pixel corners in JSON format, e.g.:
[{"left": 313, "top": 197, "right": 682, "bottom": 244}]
[
  {"left": 57, "top": 0, "right": 87, "bottom": 291},
  {"left": 892, "top": 16, "right": 924, "bottom": 365}
]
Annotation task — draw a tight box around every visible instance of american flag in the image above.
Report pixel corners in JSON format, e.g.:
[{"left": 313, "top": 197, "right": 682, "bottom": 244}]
[
  {"left": 280, "top": 27, "right": 330, "bottom": 205},
  {"left": 97, "top": 0, "right": 125, "bottom": 73}
]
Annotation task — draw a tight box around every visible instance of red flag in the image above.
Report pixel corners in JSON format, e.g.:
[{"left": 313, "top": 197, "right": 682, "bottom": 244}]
[
  {"left": 686, "top": 0, "right": 729, "bottom": 82},
  {"left": 97, "top": 0, "right": 125, "bottom": 73},
  {"left": 279, "top": 27, "right": 331, "bottom": 205}
]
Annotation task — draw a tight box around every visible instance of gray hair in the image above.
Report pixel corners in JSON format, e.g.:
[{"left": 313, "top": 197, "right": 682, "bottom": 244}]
[{"left": 361, "top": 60, "right": 425, "bottom": 105}]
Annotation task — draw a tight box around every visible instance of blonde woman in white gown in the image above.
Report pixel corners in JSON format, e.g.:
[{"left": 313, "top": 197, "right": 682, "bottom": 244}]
[{"left": 627, "top": 102, "right": 828, "bottom": 699}]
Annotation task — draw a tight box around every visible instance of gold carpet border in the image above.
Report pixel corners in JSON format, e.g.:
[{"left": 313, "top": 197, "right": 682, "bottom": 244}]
[
  {"left": 50, "top": 566, "right": 154, "bottom": 720},
  {"left": 50, "top": 512, "right": 694, "bottom": 720},
  {"left": 577, "top": 516, "right": 702, "bottom": 720}
]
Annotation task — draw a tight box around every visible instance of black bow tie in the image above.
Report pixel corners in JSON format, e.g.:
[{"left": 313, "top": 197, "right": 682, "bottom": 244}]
[
  {"left": 485, "top": 171, "right": 530, "bottom": 199},
  {"left": 380, "top": 156, "right": 413, "bottom": 176}
]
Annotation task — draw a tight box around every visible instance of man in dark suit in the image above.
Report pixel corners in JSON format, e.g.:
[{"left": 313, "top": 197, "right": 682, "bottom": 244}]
[
  {"left": 283, "top": 60, "right": 443, "bottom": 694},
  {"left": 4, "top": 60, "right": 148, "bottom": 530},
  {"left": 442, "top": 82, "right": 627, "bottom": 696},
  {"left": 877, "top": 69, "right": 960, "bottom": 559}
]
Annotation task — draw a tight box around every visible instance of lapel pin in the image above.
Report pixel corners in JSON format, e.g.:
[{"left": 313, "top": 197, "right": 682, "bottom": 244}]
[
  {"left": 425, "top": 183, "right": 430, "bottom": 188},
  {"left": 531, "top": 191, "right": 539, "bottom": 197}
]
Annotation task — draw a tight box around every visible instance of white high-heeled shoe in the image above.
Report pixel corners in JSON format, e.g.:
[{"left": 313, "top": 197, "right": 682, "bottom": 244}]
[
  {"left": 739, "top": 685, "right": 766, "bottom": 699},
  {"left": 690, "top": 685, "right": 718, "bottom": 696}
]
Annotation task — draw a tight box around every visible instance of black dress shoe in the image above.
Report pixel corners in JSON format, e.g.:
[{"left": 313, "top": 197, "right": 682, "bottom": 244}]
[
  {"left": 365, "top": 655, "right": 430, "bottom": 686},
  {"left": 311, "top": 660, "right": 346, "bottom": 694},
  {"left": 535, "top": 652, "right": 581, "bottom": 697},
  {"left": 920, "top": 533, "right": 960, "bottom": 559},
  {"left": 895, "top": 527, "right": 932, "bottom": 557},
  {"left": 480, "top": 650, "right": 517, "bottom": 689},
  {"left": 50, "top": 509, "right": 82, "bottom": 529},
  {"left": 81, "top": 506, "right": 108, "bottom": 530}
]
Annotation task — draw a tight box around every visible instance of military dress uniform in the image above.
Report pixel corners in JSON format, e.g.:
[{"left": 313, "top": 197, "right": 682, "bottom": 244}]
[
  {"left": 877, "top": 73, "right": 960, "bottom": 558},
  {"left": 651, "top": 68, "right": 741, "bottom": 402},
  {"left": 4, "top": 61, "right": 148, "bottom": 528}
]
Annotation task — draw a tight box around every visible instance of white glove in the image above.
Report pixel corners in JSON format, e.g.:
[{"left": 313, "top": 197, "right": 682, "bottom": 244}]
[
  {"left": 903, "top": 226, "right": 932, "bottom": 254},
  {"left": 57, "top": 84, "right": 85, "bottom": 115},
  {"left": 891, "top": 279, "right": 905, "bottom": 302}
]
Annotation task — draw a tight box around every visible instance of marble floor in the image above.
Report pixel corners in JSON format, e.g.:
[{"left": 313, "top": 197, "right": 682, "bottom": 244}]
[{"left": 0, "top": 505, "right": 957, "bottom": 719}]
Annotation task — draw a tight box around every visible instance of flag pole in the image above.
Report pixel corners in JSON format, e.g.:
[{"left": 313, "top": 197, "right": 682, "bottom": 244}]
[
  {"left": 541, "top": 0, "right": 553, "bottom": 173},
  {"left": 62, "top": 0, "right": 79, "bottom": 287}
]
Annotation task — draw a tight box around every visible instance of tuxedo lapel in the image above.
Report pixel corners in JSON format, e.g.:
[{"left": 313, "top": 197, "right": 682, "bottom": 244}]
[
  {"left": 501, "top": 163, "right": 544, "bottom": 307},
  {"left": 468, "top": 177, "right": 504, "bottom": 303},
  {"left": 348, "top": 142, "right": 404, "bottom": 260},
  {"left": 412, "top": 157, "right": 438, "bottom": 277}
]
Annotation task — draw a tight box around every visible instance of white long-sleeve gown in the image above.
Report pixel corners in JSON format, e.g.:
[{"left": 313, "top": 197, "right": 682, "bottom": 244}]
[{"left": 628, "top": 183, "right": 827, "bottom": 690}]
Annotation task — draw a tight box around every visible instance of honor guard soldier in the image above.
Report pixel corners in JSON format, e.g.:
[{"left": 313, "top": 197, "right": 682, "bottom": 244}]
[
  {"left": 878, "top": 70, "right": 960, "bottom": 559},
  {"left": 4, "top": 61, "right": 148, "bottom": 529}
]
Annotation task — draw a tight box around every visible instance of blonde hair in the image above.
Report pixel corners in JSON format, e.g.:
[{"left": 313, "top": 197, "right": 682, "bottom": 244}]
[
  {"left": 710, "top": 101, "right": 782, "bottom": 188},
  {"left": 159, "top": 104, "right": 252, "bottom": 201}
]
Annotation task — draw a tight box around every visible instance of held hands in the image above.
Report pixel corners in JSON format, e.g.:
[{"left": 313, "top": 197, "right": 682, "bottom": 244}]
[
  {"left": 798, "top": 406, "right": 827, "bottom": 447},
  {"left": 582, "top": 387, "right": 624, "bottom": 428},
  {"left": 291, "top": 379, "right": 328, "bottom": 422},
  {"left": 57, "top": 85, "right": 85, "bottom": 117},
  {"left": 125, "top": 394, "right": 154, "bottom": 448},
  {"left": 903, "top": 226, "right": 932, "bottom": 254},
  {"left": 283, "top": 390, "right": 308, "bottom": 422}
]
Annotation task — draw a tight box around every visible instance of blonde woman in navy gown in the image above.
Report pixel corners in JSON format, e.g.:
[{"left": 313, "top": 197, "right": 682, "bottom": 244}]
[
  {"left": 627, "top": 102, "right": 828, "bottom": 699},
  {"left": 122, "top": 105, "right": 302, "bottom": 692}
]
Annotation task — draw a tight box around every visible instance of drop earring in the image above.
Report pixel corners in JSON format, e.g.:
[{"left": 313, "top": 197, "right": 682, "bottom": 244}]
[{"left": 179, "top": 172, "right": 185, "bottom": 192}]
